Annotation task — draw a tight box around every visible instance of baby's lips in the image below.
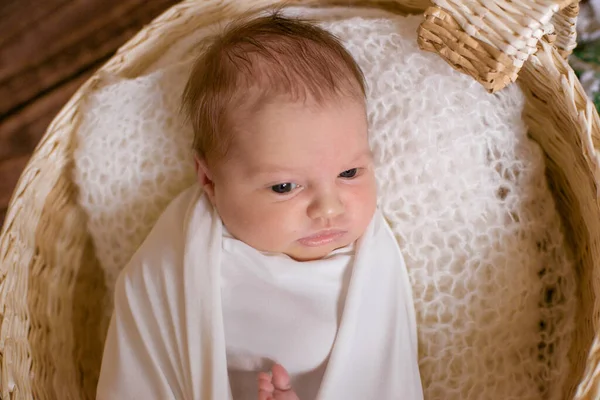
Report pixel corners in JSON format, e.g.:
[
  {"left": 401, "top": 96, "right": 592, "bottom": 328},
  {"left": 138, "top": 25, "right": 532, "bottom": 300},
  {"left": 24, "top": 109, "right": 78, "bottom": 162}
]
[{"left": 297, "top": 229, "right": 347, "bottom": 247}]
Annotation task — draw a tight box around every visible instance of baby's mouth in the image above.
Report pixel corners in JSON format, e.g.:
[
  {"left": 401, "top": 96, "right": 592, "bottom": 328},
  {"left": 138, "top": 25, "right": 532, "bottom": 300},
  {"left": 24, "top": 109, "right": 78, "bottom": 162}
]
[{"left": 297, "top": 229, "right": 347, "bottom": 247}]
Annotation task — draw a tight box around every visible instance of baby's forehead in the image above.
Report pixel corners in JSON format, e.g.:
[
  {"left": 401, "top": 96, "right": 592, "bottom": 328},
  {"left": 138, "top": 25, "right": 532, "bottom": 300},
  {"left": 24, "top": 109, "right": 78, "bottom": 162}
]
[
  {"left": 224, "top": 127, "right": 372, "bottom": 174},
  {"left": 207, "top": 79, "right": 369, "bottom": 171}
]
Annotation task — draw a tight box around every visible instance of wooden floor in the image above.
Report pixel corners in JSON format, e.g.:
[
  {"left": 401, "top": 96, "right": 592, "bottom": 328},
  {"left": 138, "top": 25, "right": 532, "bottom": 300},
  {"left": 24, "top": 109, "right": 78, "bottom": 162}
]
[{"left": 0, "top": 0, "right": 179, "bottom": 230}]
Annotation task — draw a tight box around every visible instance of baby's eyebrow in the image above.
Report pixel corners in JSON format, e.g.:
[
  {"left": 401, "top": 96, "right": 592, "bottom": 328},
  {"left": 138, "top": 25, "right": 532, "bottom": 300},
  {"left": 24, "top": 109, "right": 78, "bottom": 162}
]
[
  {"left": 348, "top": 150, "right": 373, "bottom": 164},
  {"left": 249, "top": 164, "right": 299, "bottom": 176},
  {"left": 248, "top": 150, "right": 372, "bottom": 177}
]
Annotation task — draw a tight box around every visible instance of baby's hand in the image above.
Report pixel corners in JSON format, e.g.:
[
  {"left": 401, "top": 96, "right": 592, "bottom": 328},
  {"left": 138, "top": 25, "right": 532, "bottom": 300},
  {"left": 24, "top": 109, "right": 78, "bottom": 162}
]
[{"left": 257, "top": 364, "right": 299, "bottom": 400}]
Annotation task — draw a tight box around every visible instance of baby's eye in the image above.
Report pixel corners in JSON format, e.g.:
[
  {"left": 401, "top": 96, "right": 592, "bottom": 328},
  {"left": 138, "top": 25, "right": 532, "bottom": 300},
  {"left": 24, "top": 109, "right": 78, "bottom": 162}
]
[
  {"left": 271, "top": 182, "right": 298, "bottom": 194},
  {"left": 339, "top": 168, "right": 358, "bottom": 179}
]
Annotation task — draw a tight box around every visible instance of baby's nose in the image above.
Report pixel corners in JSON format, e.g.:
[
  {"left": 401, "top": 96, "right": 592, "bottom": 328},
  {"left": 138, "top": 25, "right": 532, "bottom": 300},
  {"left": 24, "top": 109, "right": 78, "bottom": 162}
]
[{"left": 307, "top": 191, "right": 344, "bottom": 221}]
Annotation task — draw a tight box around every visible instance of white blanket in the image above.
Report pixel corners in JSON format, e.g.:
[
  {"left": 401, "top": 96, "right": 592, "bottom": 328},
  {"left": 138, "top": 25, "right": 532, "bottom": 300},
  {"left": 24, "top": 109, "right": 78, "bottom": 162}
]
[{"left": 96, "top": 186, "right": 424, "bottom": 399}]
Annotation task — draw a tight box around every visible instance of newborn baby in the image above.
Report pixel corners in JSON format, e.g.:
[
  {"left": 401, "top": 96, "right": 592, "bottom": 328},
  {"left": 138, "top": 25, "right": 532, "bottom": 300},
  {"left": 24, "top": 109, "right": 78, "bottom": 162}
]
[{"left": 97, "top": 12, "right": 423, "bottom": 400}]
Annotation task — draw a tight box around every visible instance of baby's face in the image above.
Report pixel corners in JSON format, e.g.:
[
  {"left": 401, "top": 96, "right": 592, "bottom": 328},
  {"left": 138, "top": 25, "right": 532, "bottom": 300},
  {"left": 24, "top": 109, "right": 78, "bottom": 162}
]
[{"left": 204, "top": 98, "right": 376, "bottom": 261}]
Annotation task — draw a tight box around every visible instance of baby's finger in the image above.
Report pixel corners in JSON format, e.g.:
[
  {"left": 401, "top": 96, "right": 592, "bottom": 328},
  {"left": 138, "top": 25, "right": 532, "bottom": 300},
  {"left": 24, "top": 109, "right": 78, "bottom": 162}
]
[
  {"left": 271, "top": 364, "right": 292, "bottom": 391},
  {"left": 257, "top": 371, "right": 272, "bottom": 382},
  {"left": 258, "top": 373, "right": 272, "bottom": 383},
  {"left": 258, "top": 371, "right": 275, "bottom": 400},
  {"left": 272, "top": 389, "right": 300, "bottom": 400},
  {"left": 258, "top": 389, "right": 274, "bottom": 400},
  {"left": 258, "top": 379, "right": 275, "bottom": 393}
]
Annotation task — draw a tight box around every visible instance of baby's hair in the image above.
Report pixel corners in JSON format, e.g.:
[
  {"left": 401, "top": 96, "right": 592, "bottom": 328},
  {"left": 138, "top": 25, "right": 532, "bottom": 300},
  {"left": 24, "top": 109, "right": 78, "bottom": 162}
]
[{"left": 181, "top": 10, "right": 367, "bottom": 164}]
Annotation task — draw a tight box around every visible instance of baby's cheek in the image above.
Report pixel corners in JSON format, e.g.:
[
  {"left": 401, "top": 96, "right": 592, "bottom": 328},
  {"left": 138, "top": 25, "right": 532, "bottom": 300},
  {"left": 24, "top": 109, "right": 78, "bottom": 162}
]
[
  {"left": 350, "top": 184, "right": 377, "bottom": 227},
  {"left": 232, "top": 203, "right": 285, "bottom": 242},
  {"left": 261, "top": 209, "right": 299, "bottom": 242},
  {"left": 216, "top": 195, "right": 258, "bottom": 234},
  {"left": 219, "top": 191, "right": 307, "bottom": 251}
]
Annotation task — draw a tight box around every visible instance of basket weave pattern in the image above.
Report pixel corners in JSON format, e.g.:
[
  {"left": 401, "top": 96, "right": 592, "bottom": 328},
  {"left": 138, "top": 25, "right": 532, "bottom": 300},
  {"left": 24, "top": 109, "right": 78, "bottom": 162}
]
[
  {"left": 1, "top": 0, "right": 599, "bottom": 399},
  {"left": 418, "top": 0, "right": 579, "bottom": 91}
]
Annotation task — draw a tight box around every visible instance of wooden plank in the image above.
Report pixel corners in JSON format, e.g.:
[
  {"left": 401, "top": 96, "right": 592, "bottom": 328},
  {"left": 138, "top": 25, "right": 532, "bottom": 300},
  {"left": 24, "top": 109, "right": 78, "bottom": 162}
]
[
  {"left": 0, "top": 0, "right": 150, "bottom": 79},
  {"left": 0, "top": 0, "right": 178, "bottom": 118},
  {"left": 0, "top": 207, "right": 5, "bottom": 231},
  {"left": 0, "top": 64, "right": 97, "bottom": 162},
  {"left": 0, "top": 0, "right": 71, "bottom": 48}
]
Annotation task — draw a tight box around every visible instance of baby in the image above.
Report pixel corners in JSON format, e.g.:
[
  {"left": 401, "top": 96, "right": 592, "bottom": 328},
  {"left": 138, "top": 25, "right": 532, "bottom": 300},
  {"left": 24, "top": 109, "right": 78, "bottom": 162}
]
[{"left": 97, "top": 12, "right": 423, "bottom": 400}]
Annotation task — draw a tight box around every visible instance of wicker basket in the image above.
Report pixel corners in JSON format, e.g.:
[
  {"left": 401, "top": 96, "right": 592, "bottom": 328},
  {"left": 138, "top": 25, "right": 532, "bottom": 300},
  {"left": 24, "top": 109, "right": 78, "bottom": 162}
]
[{"left": 1, "top": 0, "right": 599, "bottom": 398}]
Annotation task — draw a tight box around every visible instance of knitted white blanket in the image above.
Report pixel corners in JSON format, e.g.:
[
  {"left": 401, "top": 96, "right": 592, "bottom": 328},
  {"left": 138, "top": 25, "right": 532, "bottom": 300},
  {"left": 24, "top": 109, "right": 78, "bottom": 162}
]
[{"left": 74, "top": 7, "right": 576, "bottom": 399}]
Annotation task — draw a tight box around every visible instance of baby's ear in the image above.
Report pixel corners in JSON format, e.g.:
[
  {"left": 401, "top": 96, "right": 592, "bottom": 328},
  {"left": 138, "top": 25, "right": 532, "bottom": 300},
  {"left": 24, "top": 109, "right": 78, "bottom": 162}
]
[{"left": 194, "top": 155, "right": 216, "bottom": 203}]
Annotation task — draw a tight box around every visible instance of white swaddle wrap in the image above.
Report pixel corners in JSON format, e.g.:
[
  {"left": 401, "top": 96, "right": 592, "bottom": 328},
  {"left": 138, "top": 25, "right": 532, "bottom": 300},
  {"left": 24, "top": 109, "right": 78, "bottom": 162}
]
[{"left": 96, "top": 185, "right": 423, "bottom": 400}]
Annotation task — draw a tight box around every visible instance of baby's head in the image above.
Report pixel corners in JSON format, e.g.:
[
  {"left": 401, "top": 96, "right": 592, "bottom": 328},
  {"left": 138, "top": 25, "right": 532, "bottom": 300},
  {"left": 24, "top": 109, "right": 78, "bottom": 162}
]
[{"left": 182, "top": 12, "right": 376, "bottom": 261}]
